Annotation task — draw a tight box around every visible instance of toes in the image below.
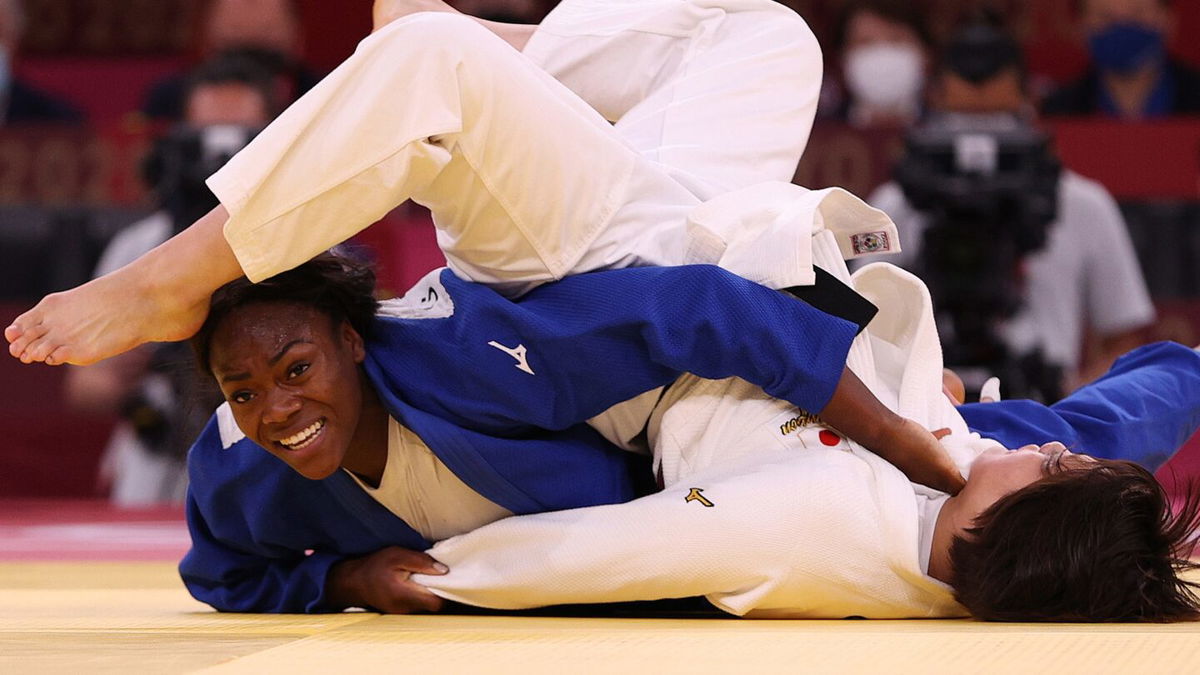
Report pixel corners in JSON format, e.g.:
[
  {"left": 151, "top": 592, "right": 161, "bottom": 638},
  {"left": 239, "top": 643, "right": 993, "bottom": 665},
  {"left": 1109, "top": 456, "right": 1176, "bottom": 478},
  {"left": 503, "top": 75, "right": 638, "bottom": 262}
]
[
  {"left": 22, "top": 335, "right": 62, "bottom": 365},
  {"left": 17, "top": 341, "right": 42, "bottom": 363},
  {"left": 9, "top": 331, "right": 38, "bottom": 359},
  {"left": 44, "top": 345, "right": 74, "bottom": 367},
  {"left": 6, "top": 313, "right": 46, "bottom": 358}
]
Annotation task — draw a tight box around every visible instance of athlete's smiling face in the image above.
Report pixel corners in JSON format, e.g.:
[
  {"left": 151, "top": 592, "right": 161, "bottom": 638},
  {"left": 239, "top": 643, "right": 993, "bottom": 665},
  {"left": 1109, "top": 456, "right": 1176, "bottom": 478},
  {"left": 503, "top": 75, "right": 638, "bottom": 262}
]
[{"left": 209, "top": 301, "right": 367, "bottom": 480}]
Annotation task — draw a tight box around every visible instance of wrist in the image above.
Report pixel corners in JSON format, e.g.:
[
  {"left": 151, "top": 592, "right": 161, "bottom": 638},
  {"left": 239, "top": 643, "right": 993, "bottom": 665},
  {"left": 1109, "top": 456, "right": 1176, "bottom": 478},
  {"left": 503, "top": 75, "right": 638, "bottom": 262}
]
[{"left": 326, "top": 557, "right": 367, "bottom": 610}]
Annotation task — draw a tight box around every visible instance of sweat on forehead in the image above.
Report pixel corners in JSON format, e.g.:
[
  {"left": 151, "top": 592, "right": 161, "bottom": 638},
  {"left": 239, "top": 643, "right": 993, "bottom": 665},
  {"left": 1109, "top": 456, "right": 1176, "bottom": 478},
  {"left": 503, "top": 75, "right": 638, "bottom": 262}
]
[
  {"left": 207, "top": 301, "right": 336, "bottom": 371},
  {"left": 189, "top": 252, "right": 381, "bottom": 374},
  {"left": 224, "top": 300, "right": 333, "bottom": 339}
]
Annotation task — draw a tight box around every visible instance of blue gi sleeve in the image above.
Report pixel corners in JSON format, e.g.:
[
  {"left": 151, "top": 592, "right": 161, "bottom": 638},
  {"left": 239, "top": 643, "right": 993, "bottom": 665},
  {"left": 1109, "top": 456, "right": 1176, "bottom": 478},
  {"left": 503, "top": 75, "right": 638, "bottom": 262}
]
[
  {"left": 368, "top": 265, "right": 859, "bottom": 434},
  {"left": 958, "top": 342, "right": 1200, "bottom": 471},
  {"left": 180, "top": 416, "right": 435, "bottom": 613},
  {"left": 179, "top": 491, "right": 343, "bottom": 613}
]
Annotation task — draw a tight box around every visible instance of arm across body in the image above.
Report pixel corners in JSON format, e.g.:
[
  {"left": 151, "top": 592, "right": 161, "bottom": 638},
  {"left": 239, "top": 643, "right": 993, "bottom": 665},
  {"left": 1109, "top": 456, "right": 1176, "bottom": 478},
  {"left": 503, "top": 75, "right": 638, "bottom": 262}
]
[
  {"left": 383, "top": 265, "right": 962, "bottom": 492},
  {"left": 509, "top": 265, "right": 962, "bottom": 492}
]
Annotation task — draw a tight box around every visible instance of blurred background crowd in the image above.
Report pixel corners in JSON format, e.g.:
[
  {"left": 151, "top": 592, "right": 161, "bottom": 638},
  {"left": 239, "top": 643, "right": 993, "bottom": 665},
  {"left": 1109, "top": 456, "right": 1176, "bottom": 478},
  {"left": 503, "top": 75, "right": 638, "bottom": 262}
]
[{"left": 1, "top": 0, "right": 1197, "bottom": 505}]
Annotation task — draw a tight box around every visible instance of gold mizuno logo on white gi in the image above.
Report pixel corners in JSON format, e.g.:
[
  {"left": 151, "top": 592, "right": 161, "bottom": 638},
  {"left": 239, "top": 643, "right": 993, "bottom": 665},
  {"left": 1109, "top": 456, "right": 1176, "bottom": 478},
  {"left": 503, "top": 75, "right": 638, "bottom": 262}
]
[
  {"left": 488, "top": 340, "right": 535, "bottom": 375},
  {"left": 685, "top": 488, "right": 714, "bottom": 507}
]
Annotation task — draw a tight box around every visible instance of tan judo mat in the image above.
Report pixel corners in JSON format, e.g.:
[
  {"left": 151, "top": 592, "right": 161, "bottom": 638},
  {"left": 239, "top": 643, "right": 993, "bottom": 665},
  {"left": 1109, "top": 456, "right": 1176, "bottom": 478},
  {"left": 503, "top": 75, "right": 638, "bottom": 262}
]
[{"left": 3, "top": 561, "right": 1200, "bottom": 674}]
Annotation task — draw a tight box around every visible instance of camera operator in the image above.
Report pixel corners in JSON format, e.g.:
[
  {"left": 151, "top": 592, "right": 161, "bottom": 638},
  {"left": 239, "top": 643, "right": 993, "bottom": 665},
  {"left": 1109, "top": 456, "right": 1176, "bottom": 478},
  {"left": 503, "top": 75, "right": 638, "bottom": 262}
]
[
  {"left": 65, "top": 55, "right": 274, "bottom": 504},
  {"left": 861, "top": 16, "right": 1154, "bottom": 401}
]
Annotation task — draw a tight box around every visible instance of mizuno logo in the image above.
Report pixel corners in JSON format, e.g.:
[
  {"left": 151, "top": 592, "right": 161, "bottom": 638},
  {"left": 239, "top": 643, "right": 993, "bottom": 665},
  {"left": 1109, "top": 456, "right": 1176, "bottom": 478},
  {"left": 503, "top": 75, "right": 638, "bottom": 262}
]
[
  {"left": 685, "top": 487, "right": 714, "bottom": 507},
  {"left": 488, "top": 340, "right": 535, "bottom": 375}
]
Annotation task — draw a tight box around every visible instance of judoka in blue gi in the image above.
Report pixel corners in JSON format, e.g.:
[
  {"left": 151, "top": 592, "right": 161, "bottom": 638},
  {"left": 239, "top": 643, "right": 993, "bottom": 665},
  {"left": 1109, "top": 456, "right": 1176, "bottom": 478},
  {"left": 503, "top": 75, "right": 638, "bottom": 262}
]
[{"left": 182, "top": 252, "right": 1200, "bottom": 621}]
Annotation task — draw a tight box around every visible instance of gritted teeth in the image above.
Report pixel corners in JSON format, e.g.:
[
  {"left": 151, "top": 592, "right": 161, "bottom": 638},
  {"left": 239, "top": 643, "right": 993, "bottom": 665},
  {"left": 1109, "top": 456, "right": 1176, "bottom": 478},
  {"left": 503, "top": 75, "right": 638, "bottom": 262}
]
[{"left": 279, "top": 419, "right": 326, "bottom": 450}]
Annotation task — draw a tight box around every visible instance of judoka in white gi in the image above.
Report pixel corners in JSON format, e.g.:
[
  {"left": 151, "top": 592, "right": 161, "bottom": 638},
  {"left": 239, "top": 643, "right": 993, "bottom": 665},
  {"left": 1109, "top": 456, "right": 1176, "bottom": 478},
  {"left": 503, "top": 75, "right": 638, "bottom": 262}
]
[
  {"left": 412, "top": 249, "right": 1200, "bottom": 620},
  {"left": 417, "top": 257, "right": 985, "bottom": 618}
]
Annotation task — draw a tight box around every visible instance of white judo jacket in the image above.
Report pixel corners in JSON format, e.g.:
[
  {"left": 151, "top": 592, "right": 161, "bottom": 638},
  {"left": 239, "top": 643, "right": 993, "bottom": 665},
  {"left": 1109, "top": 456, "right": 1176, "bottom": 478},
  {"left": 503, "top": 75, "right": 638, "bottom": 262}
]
[{"left": 416, "top": 198, "right": 998, "bottom": 619}]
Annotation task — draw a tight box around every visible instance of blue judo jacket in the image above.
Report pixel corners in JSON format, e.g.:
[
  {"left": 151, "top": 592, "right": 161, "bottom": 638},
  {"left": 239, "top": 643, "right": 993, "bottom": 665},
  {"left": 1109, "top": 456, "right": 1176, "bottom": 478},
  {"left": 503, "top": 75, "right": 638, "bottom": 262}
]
[{"left": 180, "top": 265, "right": 860, "bottom": 613}]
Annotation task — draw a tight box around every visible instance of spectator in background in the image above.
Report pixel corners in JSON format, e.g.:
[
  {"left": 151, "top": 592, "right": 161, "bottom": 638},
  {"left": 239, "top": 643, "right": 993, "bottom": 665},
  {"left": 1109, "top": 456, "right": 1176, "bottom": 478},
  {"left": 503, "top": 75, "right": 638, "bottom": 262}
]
[
  {"left": 863, "top": 16, "right": 1155, "bottom": 397},
  {"left": 66, "top": 55, "right": 275, "bottom": 505},
  {"left": 0, "top": 0, "right": 81, "bottom": 124},
  {"left": 142, "top": 0, "right": 321, "bottom": 122},
  {"left": 824, "top": 0, "right": 933, "bottom": 129},
  {"left": 1042, "top": 0, "right": 1200, "bottom": 119}
]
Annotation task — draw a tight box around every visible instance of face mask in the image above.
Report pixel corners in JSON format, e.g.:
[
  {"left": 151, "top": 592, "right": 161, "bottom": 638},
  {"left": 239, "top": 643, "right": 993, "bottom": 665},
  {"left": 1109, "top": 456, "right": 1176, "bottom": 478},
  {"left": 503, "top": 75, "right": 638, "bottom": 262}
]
[
  {"left": 843, "top": 42, "right": 926, "bottom": 110},
  {"left": 1088, "top": 22, "right": 1165, "bottom": 75}
]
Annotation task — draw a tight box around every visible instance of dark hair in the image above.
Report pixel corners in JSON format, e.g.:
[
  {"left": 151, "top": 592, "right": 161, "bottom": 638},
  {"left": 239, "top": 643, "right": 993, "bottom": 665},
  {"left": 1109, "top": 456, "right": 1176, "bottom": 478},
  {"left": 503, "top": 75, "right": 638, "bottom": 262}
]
[
  {"left": 183, "top": 51, "right": 279, "bottom": 117},
  {"left": 191, "top": 251, "right": 380, "bottom": 374},
  {"left": 949, "top": 460, "right": 1200, "bottom": 622},
  {"left": 938, "top": 9, "right": 1026, "bottom": 86},
  {"left": 833, "top": 0, "right": 933, "bottom": 54}
]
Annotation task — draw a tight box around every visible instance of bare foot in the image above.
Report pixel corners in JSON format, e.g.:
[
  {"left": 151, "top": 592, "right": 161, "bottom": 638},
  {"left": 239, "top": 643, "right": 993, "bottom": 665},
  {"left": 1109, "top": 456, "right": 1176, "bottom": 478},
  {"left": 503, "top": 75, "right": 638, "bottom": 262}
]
[
  {"left": 7, "top": 204, "right": 240, "bottom": 366},
  {"left": 372, "top": 0, "right": 459, "bottom": 32},
  {"left": 6, "top": 267, "right": 209, "bottom": 366}
]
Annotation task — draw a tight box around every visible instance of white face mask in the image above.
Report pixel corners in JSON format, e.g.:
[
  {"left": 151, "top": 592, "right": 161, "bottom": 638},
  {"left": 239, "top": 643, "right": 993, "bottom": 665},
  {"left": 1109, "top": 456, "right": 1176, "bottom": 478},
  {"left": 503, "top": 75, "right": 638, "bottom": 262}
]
[{"left": 843, "top": 42, "right": 925, "bottom": 110}]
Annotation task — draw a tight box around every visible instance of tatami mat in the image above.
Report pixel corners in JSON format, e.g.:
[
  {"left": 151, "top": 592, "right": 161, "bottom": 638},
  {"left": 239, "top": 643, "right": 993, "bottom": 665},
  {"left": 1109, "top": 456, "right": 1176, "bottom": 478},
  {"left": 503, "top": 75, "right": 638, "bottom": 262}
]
[{"left": 4, "top": 561, "right": 1200, "bottom": 674}]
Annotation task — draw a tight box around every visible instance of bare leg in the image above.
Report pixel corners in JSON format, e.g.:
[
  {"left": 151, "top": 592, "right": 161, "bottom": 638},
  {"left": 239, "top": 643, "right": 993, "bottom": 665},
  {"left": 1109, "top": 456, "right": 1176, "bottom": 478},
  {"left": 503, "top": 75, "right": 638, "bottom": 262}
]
[
  {"left": 373, "top": 0, "right": 535, "bottom": 50},
  {"left": 4, "top": 8, "right": 541, "bottom": 367},
  {"left": 5, "top": 206, "right": 239, "bottom": 365}
]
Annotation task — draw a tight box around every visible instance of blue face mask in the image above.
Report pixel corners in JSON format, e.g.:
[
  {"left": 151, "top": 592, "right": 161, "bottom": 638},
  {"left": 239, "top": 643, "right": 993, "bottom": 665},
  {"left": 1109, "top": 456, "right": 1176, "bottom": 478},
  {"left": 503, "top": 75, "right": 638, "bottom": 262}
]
[{"left": 1088, "top": 22, "right": 1166, "bottom": 74}]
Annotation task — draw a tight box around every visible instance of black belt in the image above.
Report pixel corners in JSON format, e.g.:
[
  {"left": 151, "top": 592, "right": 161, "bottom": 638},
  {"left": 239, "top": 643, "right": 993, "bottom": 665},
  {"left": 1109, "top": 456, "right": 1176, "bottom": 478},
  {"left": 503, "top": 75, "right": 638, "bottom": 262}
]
[{"left": 782, "top": 266, "right": 878, "bottom": 335}]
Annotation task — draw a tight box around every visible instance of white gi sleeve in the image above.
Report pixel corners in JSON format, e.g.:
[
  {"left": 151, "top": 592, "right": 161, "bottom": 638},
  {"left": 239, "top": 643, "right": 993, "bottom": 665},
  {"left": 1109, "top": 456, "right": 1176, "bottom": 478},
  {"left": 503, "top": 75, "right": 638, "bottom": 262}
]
[
  {"left": 412, "top": 449, "right": 940, "bottom": 617},
  {"left": 415, "top": 452, "right": 808, "bottom": 614}
]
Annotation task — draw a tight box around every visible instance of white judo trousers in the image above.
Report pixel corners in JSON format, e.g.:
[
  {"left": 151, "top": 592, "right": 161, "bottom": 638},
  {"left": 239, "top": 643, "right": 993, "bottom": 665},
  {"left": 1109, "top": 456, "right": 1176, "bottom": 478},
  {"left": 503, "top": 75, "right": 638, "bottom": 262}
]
[{"left": 206, "top": 0, "right": 894, "bottom": 297}]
